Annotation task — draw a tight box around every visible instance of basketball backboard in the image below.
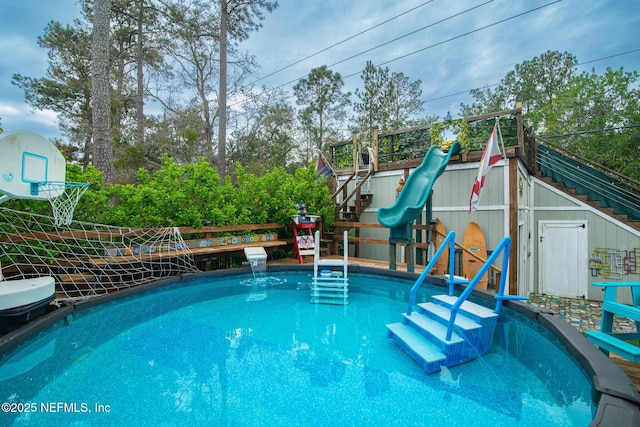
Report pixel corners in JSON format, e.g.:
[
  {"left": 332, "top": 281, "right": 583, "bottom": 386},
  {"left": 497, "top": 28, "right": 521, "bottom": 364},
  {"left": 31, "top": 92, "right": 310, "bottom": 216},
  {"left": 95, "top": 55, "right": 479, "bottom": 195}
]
[{"left": 0, "top": 130, "right": 66, "bottom": 201}]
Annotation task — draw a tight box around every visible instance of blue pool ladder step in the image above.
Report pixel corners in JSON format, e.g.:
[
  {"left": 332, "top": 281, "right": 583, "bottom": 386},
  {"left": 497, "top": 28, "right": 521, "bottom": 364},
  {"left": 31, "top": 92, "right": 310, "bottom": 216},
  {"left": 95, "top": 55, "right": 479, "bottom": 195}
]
[
  {"left": 311, "top": 230, "right": 349, "bottom": 305},
  {"left": 387, "top": 294, "right": 499, "bottom": 373},
  {"left": 430, "top": 294, "right": 499, "bottom": 326},
  {"left": 386, "top": 322, "right": 446, "bottom": 373}
]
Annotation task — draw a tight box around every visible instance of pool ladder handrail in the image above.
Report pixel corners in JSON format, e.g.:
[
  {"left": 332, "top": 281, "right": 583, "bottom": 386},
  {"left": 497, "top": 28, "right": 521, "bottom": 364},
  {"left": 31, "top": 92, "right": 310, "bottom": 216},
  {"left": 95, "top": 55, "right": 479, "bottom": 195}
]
[
  {"left": 407, "top": 233, "right": 528, "bottom": 342},
  {"left": 407, "top": 231, "right": 459, "bottom": 316}
]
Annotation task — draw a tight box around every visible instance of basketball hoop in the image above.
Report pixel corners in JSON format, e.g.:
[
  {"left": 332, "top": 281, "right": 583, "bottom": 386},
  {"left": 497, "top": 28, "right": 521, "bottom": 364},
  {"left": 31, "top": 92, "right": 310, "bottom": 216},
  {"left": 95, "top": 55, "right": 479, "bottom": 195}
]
[{"left": 38, "top": 181, "right": 89, "bottom": 227}]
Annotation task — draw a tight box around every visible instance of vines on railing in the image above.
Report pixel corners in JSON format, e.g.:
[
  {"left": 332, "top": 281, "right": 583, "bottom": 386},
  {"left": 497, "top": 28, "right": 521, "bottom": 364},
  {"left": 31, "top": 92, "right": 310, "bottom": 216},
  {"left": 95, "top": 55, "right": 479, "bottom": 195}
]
[{"left": 329, "top": 109, "right": 522, "bottom": 171}]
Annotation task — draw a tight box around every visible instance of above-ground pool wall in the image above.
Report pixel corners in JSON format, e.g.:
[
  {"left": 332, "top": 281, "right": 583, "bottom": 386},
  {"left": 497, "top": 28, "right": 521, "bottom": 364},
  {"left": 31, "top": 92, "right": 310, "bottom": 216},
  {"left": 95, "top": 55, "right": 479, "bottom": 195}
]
[{"left": 533, "top": 177, "right": 640, "bottom": 303}]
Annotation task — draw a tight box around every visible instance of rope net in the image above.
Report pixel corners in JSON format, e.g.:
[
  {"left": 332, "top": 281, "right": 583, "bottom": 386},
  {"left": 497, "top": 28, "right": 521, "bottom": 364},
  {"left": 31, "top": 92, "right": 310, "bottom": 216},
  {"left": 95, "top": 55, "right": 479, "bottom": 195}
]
[
  {"left": 37, "top": 181, "right": 89, "bottom": 227},
  {"left": 0, "top": 207, "right": 200, "bottom": 303}
]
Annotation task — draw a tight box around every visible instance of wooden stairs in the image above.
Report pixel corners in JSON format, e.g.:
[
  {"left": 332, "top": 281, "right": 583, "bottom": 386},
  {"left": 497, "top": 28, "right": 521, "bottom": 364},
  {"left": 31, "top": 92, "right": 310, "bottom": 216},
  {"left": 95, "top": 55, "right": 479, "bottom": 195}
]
[
  {"left": 334, "top": 171, "right": 374, "bottom": 222},
  {"left": 333, "top": 146, "right": 375, "bottom": 222},
  {"left": 331, "top": 150, "right": 375, "bottom": 258},
  {"left": 537, "top": 174, "right": 640, "bottom": 232},
  {"left": 536, "top": 143, "right": 640, "bottom": 232}
]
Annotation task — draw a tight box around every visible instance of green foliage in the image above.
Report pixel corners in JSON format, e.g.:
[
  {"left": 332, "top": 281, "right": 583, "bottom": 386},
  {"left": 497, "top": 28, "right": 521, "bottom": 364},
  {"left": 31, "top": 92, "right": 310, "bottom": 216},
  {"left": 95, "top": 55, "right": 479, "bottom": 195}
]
[
  {"left": 293, "top": 66, "right": 351, "bottom": 152},
  {"left": 332, "top": 143, "right": 354, "bottom": 169},
  {"left": 228, "top": 101, "right": 297, "bottom": 175},
  {"left": 25, "top": 156, "right": 334, "bottom": 231},
  {"left": 354, "top": 61, "right": 390, "bottom": 133},
  {"left": 66, "top": 164, "right": 110, "bottom": 223},
  {"left": 465, "top": 117, "right": 518, "bottom": 151},
  {"left": 379, "top": 128, "right": 431, "bottom": 162},
  {"left": 430, "top": 120, "right": 469, "bottom": 152},
  {"left": 234, "top": 163, "right": 334, "bottom": 232},
  {"left": 548, "top": 68, "right": 640, "bottom": 181},
  {"left": 462, "top": 49, "right": 639, "bottom": 181},
  {"left": 354, "top": 61, "right": 424, "bottom": 134},
  {"left": 461, "top": 50, "right": 579, "bottom": 134}
]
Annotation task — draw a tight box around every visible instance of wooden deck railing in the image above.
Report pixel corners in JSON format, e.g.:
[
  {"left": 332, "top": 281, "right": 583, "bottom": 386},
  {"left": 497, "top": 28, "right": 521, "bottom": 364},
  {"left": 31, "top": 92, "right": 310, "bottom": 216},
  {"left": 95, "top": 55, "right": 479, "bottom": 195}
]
[{"left": 330, "top": 221, "right": 502, "bottom": 277}]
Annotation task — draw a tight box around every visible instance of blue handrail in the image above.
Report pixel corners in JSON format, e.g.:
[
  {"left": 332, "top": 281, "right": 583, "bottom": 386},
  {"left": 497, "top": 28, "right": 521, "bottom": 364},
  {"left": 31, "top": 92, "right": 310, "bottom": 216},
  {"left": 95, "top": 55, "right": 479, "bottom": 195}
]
[
  {"left": 407, "top": 231, "right": 462, "bottom": 315},
  {"left": 445, "top": 236, "right": 528, "bottom": 341},
  {"left": 406, "top": 232, "right": 529, "bottom": 340}
]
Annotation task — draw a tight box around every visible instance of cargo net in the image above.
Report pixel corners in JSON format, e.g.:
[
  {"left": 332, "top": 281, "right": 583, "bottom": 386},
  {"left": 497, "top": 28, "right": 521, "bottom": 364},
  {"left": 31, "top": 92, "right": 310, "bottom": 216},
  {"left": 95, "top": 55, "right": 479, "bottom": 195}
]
[{"left": 0, "top": 207, "right": 200, "bottom": 303}]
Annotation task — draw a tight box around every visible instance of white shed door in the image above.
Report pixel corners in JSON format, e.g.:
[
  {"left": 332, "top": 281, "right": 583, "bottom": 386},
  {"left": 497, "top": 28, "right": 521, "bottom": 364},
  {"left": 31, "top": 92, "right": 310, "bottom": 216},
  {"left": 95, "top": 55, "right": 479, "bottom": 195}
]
[{"left": 538, "top": 221, "right": 588, "bottom": 298}]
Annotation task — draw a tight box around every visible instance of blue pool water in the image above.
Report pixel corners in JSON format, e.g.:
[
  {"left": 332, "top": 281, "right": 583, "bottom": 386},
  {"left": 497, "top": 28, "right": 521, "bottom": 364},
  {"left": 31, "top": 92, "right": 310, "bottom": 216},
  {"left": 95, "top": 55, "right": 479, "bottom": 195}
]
[{"left": 0, "top": 272, "right": 593, "bottom": 426}]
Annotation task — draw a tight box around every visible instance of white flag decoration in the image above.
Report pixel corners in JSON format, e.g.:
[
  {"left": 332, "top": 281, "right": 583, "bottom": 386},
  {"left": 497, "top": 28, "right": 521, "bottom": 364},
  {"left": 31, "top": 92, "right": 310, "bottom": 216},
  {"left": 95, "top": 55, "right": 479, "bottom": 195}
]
[{"left": 469, "top": 124, "right": 503, "bottom": 213}]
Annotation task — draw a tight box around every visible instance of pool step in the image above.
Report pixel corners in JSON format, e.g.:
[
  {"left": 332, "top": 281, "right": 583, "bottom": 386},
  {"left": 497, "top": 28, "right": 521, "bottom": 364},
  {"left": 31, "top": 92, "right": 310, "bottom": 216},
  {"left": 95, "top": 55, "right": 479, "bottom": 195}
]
[
  {"left": 387, "top": 294, "right": 498, "bottom": 373},
  {"left": 386, "top": 322, "right": 446, "bottom": 373},
  {"left": 429, "top": 294, "right": 498, "bottom": 326},
  {"left": 310, "top": 277, "right": 349, "bottom": 305}
]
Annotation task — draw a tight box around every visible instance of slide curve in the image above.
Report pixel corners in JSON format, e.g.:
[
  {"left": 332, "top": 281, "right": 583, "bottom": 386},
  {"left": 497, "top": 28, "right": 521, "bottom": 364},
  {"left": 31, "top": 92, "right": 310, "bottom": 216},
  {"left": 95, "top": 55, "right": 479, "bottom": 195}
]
[{"left": 377, "top": 141, "right": 460, "bottom": 229}]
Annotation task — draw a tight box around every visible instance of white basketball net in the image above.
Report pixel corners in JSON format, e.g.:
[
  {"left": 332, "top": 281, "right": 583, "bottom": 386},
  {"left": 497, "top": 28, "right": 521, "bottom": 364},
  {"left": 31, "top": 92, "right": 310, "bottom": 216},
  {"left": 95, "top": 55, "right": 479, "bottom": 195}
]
[{"left": 38, "top": 181, "right": 89, "bottom": 227}]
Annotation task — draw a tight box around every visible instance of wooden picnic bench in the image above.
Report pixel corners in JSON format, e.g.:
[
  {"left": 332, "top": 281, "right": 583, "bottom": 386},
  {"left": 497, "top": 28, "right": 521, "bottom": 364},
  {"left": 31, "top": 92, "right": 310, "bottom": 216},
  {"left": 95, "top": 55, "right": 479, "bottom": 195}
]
[
  {"left": 179, "top": 223, "right": 287, "bottom": 261},
  {"left": 89, "top": 223, "right": 288, "bottom": 268}
]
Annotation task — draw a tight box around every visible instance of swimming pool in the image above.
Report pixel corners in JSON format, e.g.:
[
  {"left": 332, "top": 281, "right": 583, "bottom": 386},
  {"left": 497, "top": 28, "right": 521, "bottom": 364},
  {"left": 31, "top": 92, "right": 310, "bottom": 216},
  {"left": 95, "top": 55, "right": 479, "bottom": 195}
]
[{"left": 0, "top": 270, "right": 623, "bottom": 425}]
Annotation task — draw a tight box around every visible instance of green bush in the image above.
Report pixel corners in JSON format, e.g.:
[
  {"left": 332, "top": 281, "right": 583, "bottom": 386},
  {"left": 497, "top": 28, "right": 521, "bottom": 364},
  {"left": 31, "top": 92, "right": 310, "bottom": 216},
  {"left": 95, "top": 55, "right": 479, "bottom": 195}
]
[{"left": 39, "top": 156, "right": 335, "bottom": 231}]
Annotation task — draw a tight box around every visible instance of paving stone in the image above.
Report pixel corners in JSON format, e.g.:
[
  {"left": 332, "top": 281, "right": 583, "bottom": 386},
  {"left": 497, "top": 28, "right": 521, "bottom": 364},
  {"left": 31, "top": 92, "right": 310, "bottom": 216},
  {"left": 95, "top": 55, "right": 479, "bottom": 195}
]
[{"left": 527, "top": 293, "right": 638, "bottom": 334}]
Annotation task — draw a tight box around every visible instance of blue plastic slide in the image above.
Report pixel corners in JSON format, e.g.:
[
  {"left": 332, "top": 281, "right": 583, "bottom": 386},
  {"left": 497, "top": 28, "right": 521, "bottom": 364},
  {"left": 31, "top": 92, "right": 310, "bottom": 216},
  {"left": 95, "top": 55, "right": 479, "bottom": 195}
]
[{"left": 377, "top": 142, "right": 460, "bottom": 231}]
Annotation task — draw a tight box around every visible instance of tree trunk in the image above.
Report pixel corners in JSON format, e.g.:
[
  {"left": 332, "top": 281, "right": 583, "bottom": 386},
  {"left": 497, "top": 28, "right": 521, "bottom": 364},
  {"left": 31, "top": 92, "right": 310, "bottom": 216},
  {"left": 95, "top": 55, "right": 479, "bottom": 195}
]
[
  {"left": 136, "top": 0, "right": 145, "bottom": 147},
  {"left": 91, "top": 0, "right": 115, "bottom": 183},
  {"left": 83, "top": 134, "right": 92, "bottom": 171},
  {"left": 217, "top": 0, "right": 228, "bottom": 182}
]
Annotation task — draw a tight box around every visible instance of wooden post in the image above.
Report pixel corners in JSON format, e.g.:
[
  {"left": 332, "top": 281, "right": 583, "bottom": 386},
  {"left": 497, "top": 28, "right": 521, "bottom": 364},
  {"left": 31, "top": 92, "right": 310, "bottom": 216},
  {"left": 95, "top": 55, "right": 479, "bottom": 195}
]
[
  {"left": 416, "top": 215, "right": 423, "bottom": 265},
  {"left": 372, "top": 126, "right": 379, "bottom": 172},
  {"left": 515, "top": 102, "right": 525, "bottom": 156},
  {"left": 389, "top": 241, "right": 396, "bottom": 270},
  {"left": 407, "top": 240, "right": 415, "bottom": 273},
  {"left": 509, "top": 157, "right": 519, "bottom": 295},
  {"left": 329, "top": 141, "right": 334, "bottom": 165},
  {"left": 512, "top": 102, "right": 524, "bottom": 294},
  {"left": 352, "top": 131, "right": 358, "bottom": 171},
  {"left": 530, "top": 129, "right": 538, "bottom": 174}
]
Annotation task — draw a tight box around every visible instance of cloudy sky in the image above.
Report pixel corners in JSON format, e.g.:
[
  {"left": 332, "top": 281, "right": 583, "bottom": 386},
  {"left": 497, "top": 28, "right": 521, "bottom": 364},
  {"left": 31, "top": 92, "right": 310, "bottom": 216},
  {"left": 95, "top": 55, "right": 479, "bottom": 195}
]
[{"left": 1, "top": 0, "right": 639, "bottom": 142}]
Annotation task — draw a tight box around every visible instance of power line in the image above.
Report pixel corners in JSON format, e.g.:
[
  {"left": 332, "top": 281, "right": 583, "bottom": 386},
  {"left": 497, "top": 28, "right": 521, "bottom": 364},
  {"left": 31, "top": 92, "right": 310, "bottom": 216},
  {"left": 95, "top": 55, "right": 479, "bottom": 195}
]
[
  {"left": 232, "top": 1, "right": 493, "bottom": 108},
  {"left": 424, "top": 84, "right": 500, "bottom": 103},
  {"left": 543, "top": 124, "right": 640, "bottom": 139},
  {"left": 423, "top": 48, "right": 640, "bottom": 105},
  {"left": 326, "top": 0, "right": 561, "bottom": 119},
  {"left": 578, "top": 48, "right": 640, "bottom": 66},
  {"left": 239, "top": 1, "right": 637, "bottom": 115},
  {"left": 231, "top": 1, "right": 559, "bottom": 110},
  {"left": 260, "top": 0, "right": 501, "bottom": 94},
  {"left": 257, "top": 0, "right": 560, "bottom": 98},
  {"left": 363, "top": 0, "right": 562, "bottom": 73},
  {"left": 249, "top": 0, "right": 437, "bottom": 86},
  {"left": 325, "top": 1, "right": 494, "bottom": 71}
]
